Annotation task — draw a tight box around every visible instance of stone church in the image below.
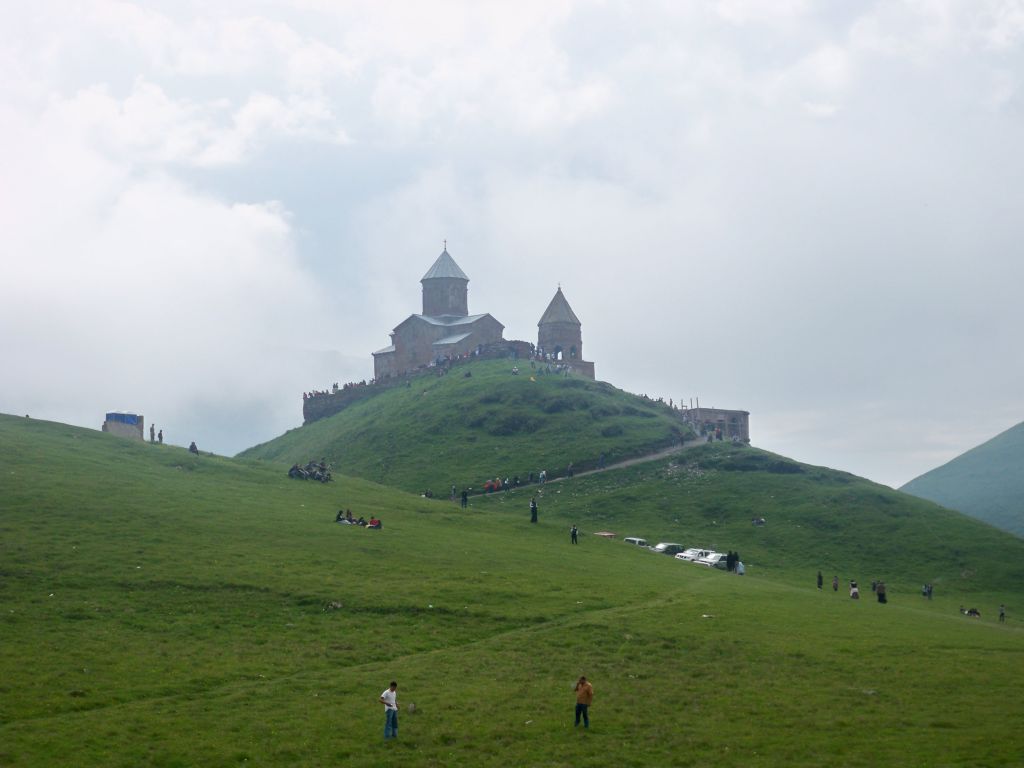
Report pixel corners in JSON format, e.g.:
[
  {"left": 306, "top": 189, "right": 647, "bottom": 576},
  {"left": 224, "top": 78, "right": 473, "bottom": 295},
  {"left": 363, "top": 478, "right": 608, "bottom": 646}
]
[{"left": 372, "top": 248, "right": 594, "bottom": 380}]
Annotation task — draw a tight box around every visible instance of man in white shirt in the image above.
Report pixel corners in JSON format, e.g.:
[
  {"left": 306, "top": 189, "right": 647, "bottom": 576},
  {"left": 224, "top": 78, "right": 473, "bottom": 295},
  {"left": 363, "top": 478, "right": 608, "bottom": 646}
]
[{"left": 380, "top": 681, "right": 399, "bottom": 739}]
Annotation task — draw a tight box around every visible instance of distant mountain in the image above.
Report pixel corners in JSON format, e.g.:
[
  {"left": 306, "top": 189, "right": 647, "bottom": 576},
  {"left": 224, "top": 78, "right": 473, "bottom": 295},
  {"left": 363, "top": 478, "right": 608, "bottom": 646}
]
[{"left": 901, "top": 421, "right": 1024, "bottom": 537}]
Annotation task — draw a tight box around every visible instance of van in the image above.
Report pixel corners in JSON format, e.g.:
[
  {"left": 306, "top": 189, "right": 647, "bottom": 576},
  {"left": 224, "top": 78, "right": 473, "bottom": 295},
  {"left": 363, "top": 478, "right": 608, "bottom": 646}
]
[{"left": 623, "top": 537, "right": 648, "bottom": 547}]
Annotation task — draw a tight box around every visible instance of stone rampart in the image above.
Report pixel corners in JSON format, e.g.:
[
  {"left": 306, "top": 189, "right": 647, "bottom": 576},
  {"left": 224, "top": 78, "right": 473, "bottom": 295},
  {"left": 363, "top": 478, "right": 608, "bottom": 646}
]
[{"left": 304, "top": 339, "right": 539, "bottom": 425}]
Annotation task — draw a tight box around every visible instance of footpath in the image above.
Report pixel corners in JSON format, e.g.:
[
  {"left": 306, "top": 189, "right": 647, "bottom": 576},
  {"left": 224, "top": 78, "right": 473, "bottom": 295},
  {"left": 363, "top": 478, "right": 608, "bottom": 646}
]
[{"left": 550, "top": 436, "right": 707, "bottom": 484}]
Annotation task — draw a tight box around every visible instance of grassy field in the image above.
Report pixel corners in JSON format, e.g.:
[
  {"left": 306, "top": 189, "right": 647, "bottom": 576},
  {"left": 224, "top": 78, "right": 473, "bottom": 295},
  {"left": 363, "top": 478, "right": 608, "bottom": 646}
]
[
  {"left": 2, "top": 414, "right": 1022, "bottom": 767},
  {"left": 239, "top": 360, "right": 692, "bottom": 494}
]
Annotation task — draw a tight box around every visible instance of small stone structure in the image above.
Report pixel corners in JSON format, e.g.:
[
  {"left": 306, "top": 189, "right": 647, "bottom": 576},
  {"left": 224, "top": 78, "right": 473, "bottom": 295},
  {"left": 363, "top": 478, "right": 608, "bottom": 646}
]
[
  {"left": 102, "top": 412, "right": 144, "bottom": 440},
  {"left": 684, "top": 407, "right": 750, "bottom": 441}
]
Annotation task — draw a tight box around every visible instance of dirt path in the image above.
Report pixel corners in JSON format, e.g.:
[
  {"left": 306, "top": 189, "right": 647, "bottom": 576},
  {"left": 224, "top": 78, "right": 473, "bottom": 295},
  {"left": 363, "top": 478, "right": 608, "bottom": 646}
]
[{"left": 545, "top": 436, "right": 707, "bottom": 485}]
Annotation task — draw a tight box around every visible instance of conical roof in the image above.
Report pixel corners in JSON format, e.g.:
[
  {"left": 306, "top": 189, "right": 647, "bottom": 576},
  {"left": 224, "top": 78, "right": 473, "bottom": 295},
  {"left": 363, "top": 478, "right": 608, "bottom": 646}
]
[
  {"left": 538, "top": 287, "right": 581, "bottom": 326},
  {"left": 421, "top": 249, "right": 469, "bottom": 282}
]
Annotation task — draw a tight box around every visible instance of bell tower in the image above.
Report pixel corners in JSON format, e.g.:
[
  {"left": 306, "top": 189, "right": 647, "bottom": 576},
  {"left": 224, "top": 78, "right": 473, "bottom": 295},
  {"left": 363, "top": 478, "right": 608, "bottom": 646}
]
[
  {"left": 538, "top": 287, "right": 583, "bottom": 361},
  {"left": 421, "top": 248, "right": 469, "bottom": 317}
]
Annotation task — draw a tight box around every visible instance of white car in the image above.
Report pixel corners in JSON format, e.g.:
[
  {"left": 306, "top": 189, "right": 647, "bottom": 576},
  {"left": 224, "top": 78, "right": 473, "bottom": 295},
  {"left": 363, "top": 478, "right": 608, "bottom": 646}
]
[
  {"left": 623, "top": 537, "right": 648, "bottom": 547},
  {"left": 696, "top": 552, "right": 728, "bottom": 569},
  {"left": 674, "top": 548, "right": 711, "bottom": 562}
]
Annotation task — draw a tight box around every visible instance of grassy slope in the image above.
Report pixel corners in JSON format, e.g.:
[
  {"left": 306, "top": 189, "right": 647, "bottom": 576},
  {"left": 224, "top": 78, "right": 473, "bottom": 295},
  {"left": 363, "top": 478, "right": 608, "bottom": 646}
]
[
  {"left": 472, "top": 443, "right": 1024, "bottom": 595},
  {"left": 239, "top": 360, "right": 690, "bottom": 494},
  {"left": 3, "top": 414, "right": 1024, "bottom": 767},
  {"left": 901, "top": 420, "right": 1024, "bottom": 537}
]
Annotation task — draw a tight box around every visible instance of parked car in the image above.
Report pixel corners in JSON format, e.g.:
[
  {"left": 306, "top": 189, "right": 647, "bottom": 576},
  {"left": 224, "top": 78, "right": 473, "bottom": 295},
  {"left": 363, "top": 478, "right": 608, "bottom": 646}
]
[
  {"left": 650, "top": 542, "right": 685, "bottom": 556},
  {"left": 623, "top": 537, "right": 649, "bottom": 547},
  {"left": 696, "top": 552, "right": 728, "bottom": 569},
  {"left": 675, "top": 548, "right": 712, "bottom": 562}
]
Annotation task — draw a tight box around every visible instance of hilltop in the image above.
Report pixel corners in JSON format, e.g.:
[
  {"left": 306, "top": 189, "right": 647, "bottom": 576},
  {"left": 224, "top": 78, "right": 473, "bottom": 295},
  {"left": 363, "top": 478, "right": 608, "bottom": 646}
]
[
  {"left": 901, "top": 420, "right": 1024, "bottom": 537},
  {"left": 2, "top": 413, "right": 1023, "bottom": 766},
  {"left": 240, "top": 360, "right": 693, "bottom": 493}
]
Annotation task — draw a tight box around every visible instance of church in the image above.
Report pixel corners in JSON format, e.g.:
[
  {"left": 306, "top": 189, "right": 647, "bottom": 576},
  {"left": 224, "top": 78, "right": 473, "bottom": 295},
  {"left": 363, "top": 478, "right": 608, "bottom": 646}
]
[{"left": 372, "top": 248, "right": 594, "bottom": 380}]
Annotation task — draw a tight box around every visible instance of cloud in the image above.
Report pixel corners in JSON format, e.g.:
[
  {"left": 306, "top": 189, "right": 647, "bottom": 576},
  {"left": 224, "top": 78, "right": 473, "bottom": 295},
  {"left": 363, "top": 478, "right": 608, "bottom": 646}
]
[{"left": 0, "top": 78, "right": 330, "bottom": 453}]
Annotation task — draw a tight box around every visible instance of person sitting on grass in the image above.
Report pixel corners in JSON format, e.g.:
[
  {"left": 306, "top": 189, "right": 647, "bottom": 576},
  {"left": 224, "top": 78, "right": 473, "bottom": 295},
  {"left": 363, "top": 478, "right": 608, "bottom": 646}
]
[
  {"left": 356, "top": 516, "right": 367, "bottom": 526},
  {"left": 367, "top": 517, "right": 381, "bottom": 529},
  {"left": 335, "top": 510, "right": 345, "bottom": 523}
]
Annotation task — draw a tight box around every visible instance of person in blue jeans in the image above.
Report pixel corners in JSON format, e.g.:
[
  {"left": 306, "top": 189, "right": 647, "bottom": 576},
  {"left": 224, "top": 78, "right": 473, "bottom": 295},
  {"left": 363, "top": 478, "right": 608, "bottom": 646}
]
[
  {"left": 574, "top": 676, "right": 594, "bottom": 728},
  {"left": 380, "top": 681, "right": 399, "bottom": 739}
]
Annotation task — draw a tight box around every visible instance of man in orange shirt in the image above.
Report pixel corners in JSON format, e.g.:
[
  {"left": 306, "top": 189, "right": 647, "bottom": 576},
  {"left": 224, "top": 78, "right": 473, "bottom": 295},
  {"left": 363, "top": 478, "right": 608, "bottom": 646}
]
[{"left": 574, "top": 676, "right": 594, "bottom": 729}]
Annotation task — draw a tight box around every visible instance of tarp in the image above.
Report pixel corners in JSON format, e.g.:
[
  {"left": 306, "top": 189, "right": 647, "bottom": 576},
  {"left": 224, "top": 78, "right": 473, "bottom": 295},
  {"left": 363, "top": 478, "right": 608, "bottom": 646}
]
[{"left": 105, "top": 412, "right": 140, "bottom": 425}]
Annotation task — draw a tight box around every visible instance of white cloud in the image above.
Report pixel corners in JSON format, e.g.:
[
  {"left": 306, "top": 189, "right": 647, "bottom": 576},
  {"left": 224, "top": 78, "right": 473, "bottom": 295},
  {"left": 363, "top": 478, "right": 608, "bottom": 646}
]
[{"left": 0, "top": 73, "right": 330, "bottom": 453}]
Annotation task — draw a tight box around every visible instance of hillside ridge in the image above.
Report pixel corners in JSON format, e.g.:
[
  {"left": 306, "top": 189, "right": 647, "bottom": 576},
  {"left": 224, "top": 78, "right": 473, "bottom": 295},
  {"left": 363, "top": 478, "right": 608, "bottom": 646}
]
[{"left": 901, "top": 420, "right": 1024, "bottom": 537}]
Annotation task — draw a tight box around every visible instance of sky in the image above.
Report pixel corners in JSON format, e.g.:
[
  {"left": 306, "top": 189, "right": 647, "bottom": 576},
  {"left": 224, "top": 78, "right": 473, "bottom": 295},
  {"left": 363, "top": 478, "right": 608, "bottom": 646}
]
[{"left": 1, "top": 1, "right": 1022, "bottom": 488}]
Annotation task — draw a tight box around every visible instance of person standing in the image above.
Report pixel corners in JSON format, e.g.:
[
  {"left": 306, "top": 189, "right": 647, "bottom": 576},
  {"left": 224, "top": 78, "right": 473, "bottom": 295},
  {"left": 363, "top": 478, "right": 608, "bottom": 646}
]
[
  {"left": 574, "top": 676, "right": 594, "bottom": 729},
  {"left": 380, "top": 681, "right": 399, "bottom": 740},
  {"left": 877, "top": 581, "right": 887, "bottom": 604},
  {"left": 150, "top": 424, "right": 155, "bottom": 443},
  {"left": 157, "top": 429, "right": 163, "bottom": 444},
  {"left": 817, "top": 571, "right": 823, "bottom": 590},
  {"left": 832, "top": 575, "right": 838, "bottom": 592},
  {"left": 530, "top": 497, "right": 538, "bottom": 524},
  {"left": 461, "top": 489, "right": 468, "bottom": 509},
  {"left": 999, "top": 604, "right": 1006, "bottom": 623},
  {"left": 570, "top": 525, "right": 578, "bottom": 544}
]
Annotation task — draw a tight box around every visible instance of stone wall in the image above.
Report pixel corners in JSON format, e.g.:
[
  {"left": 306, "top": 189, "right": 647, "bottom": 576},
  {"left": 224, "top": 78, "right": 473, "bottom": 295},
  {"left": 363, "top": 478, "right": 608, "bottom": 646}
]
[
  {"left": 303, "top": 383, "right": 391, "bottom": 425},
  {"left": 102, "top": 417, "right": 145, "bottom": 440},
  {"left": 309, "top": 339, "right": 539, "bottom": 425}
]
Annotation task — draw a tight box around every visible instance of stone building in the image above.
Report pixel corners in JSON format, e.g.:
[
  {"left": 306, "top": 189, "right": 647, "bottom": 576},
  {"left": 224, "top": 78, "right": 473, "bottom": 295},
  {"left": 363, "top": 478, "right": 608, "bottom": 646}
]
[
  {"left": 372, "top": 249, "right": 505, "bottom": 380},
  {"left": 685, "top": 407, "right": 750, "bottom": 442},
  {"left": 537, "top": 287, "right": 595, "bottom": 379}
]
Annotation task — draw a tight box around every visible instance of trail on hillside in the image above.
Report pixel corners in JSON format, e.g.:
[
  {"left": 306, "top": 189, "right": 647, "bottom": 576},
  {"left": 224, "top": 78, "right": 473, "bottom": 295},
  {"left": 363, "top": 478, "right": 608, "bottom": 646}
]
[{"left": 549, "top": 436, "right": 709, "bottom": 483}]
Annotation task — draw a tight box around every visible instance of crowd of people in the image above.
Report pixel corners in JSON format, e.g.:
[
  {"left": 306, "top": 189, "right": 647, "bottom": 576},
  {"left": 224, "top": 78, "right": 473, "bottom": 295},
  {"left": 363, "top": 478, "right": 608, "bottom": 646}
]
[
  {"left": 304, "top": 380, "right": 373, "bottom": 400},
  {"left": 288, "top": 460, "right": 333, "bottom": 483}
]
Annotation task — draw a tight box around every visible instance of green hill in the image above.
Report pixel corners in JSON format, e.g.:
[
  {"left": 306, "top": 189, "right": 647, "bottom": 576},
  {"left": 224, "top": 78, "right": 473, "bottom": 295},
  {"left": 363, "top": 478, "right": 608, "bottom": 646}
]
[
  {"left": 3, "top": 412, "right": 1023, "bottom": 767},
  {"left": 240, "top": 360, "right": 692, "bottom": 493},
  {"left": 901, "top": 420, "right": 1024, "bottom": 537}
]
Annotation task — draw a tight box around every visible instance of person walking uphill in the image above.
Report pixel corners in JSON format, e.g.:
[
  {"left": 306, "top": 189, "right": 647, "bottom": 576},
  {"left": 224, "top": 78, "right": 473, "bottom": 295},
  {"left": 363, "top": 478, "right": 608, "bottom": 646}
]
[
  {"left": 530, "top": 497, "right": 538, "bottom": 524},
  {"left": 574, "top": 676, "right": 594, "bottom": 729},
  {"left": 380, "top": 681, "right": 399, "bottom": 740}
]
